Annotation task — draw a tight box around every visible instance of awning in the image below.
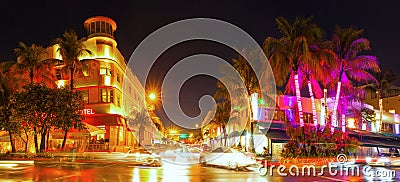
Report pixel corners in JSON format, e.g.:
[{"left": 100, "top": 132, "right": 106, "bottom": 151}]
[
  {"left": 357, "top": 137, "right": 400, "bottom": 148},
  {"left": 83, "top": 114, "right": 122, "bottom": 126},
  {"left": 348, "top": 130, "right": 400, "bottom": 148},
  {"left": 84, "top": 123, "right": 106, "bottom": 136},
  {"left": 265, "top": 129, "right": 289, "bottom": 143}
]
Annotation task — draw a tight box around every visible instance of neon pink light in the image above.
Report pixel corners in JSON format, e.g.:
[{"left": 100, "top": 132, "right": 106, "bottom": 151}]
[
  {"left": 341, "top": 114, "right": 346, "bottom": 132},
  {"left": 308, "top": 81, "right": 318, "bottom": 126},
  {"left": 332, "top": 82, "right": 342, "bottom": 127},
  {"left": 294, "top": 74, "right": 304, "bottom": 127}
]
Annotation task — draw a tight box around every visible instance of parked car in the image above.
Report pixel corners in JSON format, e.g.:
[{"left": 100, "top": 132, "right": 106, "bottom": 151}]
[
  {"left": 199, "top": 147, "right": 258, "bottom": 170},
  {"left": 369, "top": 153, "right": 400, "bottom": 166}
]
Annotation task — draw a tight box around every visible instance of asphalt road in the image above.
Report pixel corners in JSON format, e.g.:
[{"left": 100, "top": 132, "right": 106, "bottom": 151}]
[{"left": 0, "top": 160, "right": 400, "bottom": 181}]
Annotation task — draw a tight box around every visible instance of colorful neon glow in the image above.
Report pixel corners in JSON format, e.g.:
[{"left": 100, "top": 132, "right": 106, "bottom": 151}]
[
  {"left": 307, "top": 81, "right": 318, "bottom": 126},
  {"left": 378, "top": 98, "right": 383, "bottom": 133},
  {"left": 294, "top": 74, "right": 304, "bottom": 126},
  {"left": 320, "top": 88, "right": 327, "bottom": 126},
  {"left": 251, "top": 93, "right": 259, "bottom": 121},
  {"left": 341, "top": 114, "right": 346, "bottom": 132},
  {"left": 332, "top": 82, "right": 342, "bottom": 128}
]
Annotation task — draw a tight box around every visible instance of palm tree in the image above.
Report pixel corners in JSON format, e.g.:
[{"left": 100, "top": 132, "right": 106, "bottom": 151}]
[
  {"left": 212, "top": 102, "right": 231, "bottom": 146},
  {"left": 328, "top": 26, "right": 380, "bottom": 128},
  {"left": 14, "top": 42, "right": 50, "bottom": 85},
  {"left": 264, "top": 16, "right": 324, "bottom": 127},
  {"left": 14, "top": 42, "right": 52, "bottom": 153},
  {"left": 231, "top": 52, "right": 260, "bottom": 151},
  {"left": 54, "top": 30, "right": 91, "bottom": 90},
  {"left": 367, "top": 70, "right": 398, "bottom": 132}
]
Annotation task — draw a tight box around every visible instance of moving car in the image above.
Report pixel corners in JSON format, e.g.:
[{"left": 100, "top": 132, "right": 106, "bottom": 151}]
[
  {"left": 369, "top": 153, "right": 400, "bottom": 166},
  {"left": 199, "top": 146, "right": 258, "bottom": 170},
  {"left": 125, "top": 148, "right": 162, "bottom": 166}
]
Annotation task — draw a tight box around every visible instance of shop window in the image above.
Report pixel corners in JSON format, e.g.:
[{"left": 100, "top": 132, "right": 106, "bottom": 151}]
[
  {"left": 381, "top": 123, "right": 394, "bottom": 133},
  {"left": 119, "top": 127, "right": 124, "bottom": 143},
  {"left": 303, "top": 113, "right": 313, "bottom": 124}
]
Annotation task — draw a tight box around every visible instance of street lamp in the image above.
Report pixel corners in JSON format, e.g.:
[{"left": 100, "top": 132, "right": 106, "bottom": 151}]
[{"left": 149, "top": 92, "right": 157, "bottom": 101}]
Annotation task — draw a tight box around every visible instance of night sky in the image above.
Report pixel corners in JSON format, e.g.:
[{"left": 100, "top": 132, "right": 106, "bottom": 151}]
[{"left": 1, "top": 0, "right": 399, "bottom": 127}]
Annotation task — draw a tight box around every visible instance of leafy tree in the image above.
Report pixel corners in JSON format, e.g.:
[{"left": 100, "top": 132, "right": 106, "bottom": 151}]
[
  {"left": 11, "top": 84, "right": 54, "bottom": 153},
  {"left": 0, "top": 61, "right": 25, "bottom": 153},
  {"left": 52, "top": 86, "right": 85, "bottom": 149},
  {"left": 54, "top": 30, "right": 92, "bottom": 90}
]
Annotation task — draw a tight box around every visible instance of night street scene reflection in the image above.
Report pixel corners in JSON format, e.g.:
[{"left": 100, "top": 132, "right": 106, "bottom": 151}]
[{"left": 0, "top": 0, "right": 400, "bottom": 181}]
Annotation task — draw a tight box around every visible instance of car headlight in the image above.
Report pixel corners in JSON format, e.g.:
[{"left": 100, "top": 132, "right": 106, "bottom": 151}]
[
  {"left": 366, "top": 157, "right": 372, "bottom": 163},
  {"left": 377, "top": 158, "right": 390, "bottom": 163}
]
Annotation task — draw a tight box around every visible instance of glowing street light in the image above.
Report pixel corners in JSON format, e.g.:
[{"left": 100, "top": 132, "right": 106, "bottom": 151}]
[
  {"left": 169, "top": 130, "right": 178, "bottom": 134},
  {"left": 149, "top": 93, "right": 157, "bottom": 101}
]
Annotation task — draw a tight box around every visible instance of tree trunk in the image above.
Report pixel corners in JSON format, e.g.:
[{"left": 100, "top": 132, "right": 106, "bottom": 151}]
[
  {"left": 250, "top": 122, "right": 255, "bottom": 152},
  {"left": 39, "top": 129, "right": 46, "bottom": 152},
  {"left": 378, "top": 95, "right": 383, "bottom": 133},
  {"left": 324, "top": 88, "right": 328, "bottom": 126},
  {"left": 33, "top": 126, "right": 39, "bottom": 153},
  {"left": 24, "top": 130, "right": 29, "bottom": 154},
  {"left": 332, "top": 81, "right": 342, "bottom": 131},
  {"left": 46, "top": 130, "right": 50, "bottom": 150},
  {"left": 8, "top": 131, "right": 16, "bottom": 153},
  {"left": 61, "top": 130, "right": 68, "bottom": 149},
  {"left": 30, "top": 69, "right": 34, "bottom": 84},
  {"left": 70, "top": 67, "right": 74, "bottom": 90},
  {"left": 307, "top": 81, "right": 318, "bottom": 126},
  {"left": 294, "top": 73, "right": 304, "bottom": 126},
  {"left": 223, "top": 126, "right": 227, "bottom": 147}
]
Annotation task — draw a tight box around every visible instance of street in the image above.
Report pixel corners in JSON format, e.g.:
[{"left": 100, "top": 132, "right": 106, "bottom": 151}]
[{"left": 1, "top": 159, "right": 400, "bottom": 181}]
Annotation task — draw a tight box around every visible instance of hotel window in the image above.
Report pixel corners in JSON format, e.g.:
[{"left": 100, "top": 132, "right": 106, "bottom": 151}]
[
  {"left": 110, "top": 90, "right": 114, "bottom": 103},
  {"left": 116, "top": 73, "right": 120, "bottom": 83},
  {"left": 100, "top": 21, "right": 106, "bottom": 33},
  {"left": 100, "top": 67, "right": 111, "bottom": 76},
  {"left": 100, "top": 88, "right": 113, "bottom": 103},
  {"left": 95, "top": 21, "right": 100, "bottom": 33},
  {"left": 116, "top": 94, "right": 121, "bottom": 107},
  {"left": 80, "top": 90, "right": 89, "bottom": 103}
]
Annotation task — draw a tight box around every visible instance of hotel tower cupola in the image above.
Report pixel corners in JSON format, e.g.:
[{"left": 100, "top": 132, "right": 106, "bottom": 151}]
[{"left": 84, "top": 16, "right": 117, "bottom": 39}]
